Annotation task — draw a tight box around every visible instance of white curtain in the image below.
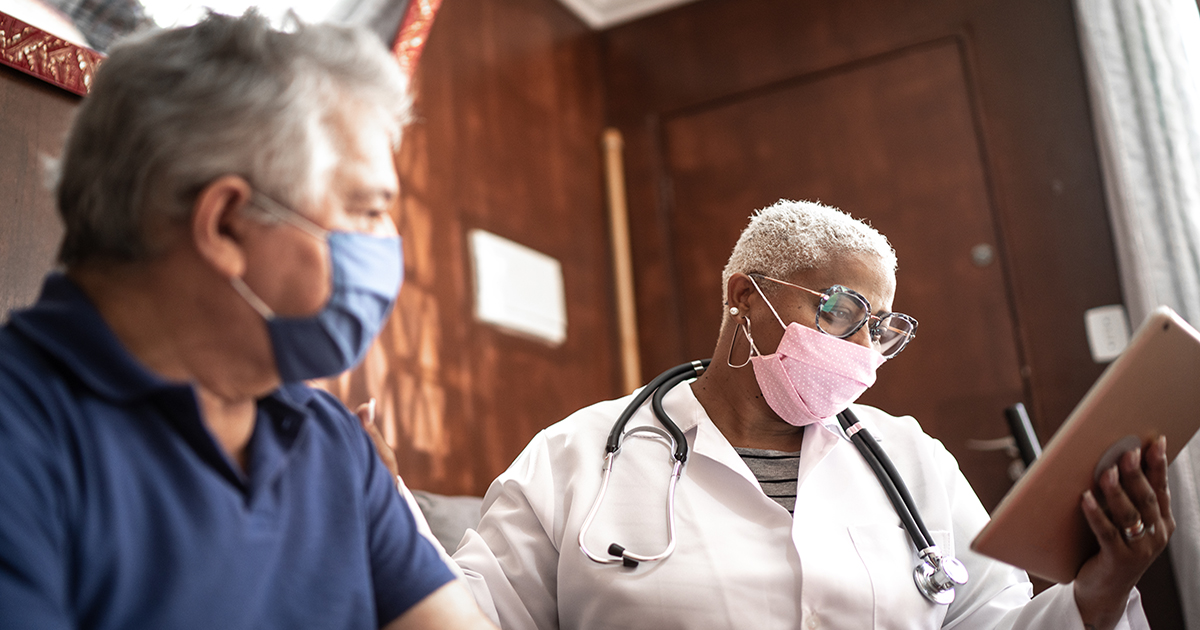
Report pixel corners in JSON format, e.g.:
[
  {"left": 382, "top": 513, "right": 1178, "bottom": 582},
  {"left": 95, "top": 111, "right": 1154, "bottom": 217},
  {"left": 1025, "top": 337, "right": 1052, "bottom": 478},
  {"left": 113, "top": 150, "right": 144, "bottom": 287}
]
[{"left": 1074, "top": 0, "right": 1200, "bottom": 626}]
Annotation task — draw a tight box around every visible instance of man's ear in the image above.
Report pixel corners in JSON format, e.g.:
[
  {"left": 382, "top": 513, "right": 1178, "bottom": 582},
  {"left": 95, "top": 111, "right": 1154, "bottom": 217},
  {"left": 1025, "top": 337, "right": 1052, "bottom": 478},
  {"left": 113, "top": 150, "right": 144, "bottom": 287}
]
[{"left": 192, "top": 175, "right": 254, "bottom": 279}]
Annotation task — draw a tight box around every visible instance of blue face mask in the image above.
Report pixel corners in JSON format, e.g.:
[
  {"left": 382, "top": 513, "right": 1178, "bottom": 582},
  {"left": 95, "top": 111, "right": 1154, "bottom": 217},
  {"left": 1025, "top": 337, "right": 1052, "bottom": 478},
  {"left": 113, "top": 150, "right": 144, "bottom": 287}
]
[{"left": 231, "top": 193, "right": 403, "bottom": 383}]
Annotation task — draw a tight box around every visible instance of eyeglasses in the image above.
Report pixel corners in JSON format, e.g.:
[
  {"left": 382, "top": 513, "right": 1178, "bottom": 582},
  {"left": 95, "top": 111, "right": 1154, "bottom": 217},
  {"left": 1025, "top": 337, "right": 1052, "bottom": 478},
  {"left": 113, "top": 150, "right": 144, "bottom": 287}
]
[
  {"left": 750, "top": 274, "right": 918, "bottom": 359},
  {"left": 249, "top": 190, "right": 330, "bottom": 240}
]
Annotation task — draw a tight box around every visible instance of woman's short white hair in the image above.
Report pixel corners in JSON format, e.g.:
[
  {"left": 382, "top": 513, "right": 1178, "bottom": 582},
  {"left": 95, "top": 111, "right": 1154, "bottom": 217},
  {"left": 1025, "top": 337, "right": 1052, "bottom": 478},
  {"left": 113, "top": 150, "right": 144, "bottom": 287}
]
[
  {"left": 55, "top": 10, "right": 409, "bottom": 266},
  {"left": 721, "top": 199, "right": 897, "bottom": 302}
]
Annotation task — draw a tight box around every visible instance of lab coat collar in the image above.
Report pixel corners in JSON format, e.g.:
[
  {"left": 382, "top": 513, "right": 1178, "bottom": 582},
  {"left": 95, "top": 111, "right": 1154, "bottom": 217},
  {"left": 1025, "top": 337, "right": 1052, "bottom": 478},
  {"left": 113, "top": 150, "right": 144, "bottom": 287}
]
[
  {"left": 669, "top": 382, "right": 876, "bottom": 493},
  {"left": 675, "top": 382, "right": 764, "bottom": 491}
]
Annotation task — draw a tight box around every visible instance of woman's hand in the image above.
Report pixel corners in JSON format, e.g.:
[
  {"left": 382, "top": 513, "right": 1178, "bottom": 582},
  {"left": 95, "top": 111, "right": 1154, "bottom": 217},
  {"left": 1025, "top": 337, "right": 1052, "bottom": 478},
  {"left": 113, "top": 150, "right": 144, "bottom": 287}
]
[
  {"left": 1073, "top": 435, "right": 1174, "bottom": 630},
  {"left": 357, "top": 398, "right": 401, "bottom": 479}
]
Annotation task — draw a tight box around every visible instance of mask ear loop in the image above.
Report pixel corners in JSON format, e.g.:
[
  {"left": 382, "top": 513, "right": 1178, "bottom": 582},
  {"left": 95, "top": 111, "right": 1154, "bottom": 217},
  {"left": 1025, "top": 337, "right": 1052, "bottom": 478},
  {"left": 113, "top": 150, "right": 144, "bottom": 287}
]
[
  {"left": 231, "top": 276, "right": 277, "bottom": 320},
  {"left": 748, "top": 275, "right": 789, "bottom": 331},
  {"left": 727, "top": 316, "right": 760, "bottom": 368}
]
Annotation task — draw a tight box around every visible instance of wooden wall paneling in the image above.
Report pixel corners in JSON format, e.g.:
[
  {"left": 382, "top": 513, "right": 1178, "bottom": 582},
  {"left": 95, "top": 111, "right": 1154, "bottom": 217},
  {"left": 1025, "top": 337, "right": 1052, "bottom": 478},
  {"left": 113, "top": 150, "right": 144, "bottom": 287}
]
[
  {"left": 321, "top": 0, "right": 615, "bottom": 496},
  {"left": 603, "top": 1, "right": 973, "bottom": 126},
  {"left": 0, "top": 66, "right": 74, "bottom": 321}
]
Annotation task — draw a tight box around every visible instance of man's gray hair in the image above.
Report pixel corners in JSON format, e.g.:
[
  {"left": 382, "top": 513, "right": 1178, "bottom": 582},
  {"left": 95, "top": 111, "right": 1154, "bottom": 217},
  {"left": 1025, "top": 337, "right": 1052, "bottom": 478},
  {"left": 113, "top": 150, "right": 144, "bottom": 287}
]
[
  {"left": 55, "top": 10, "right": 410, "bottom": 266},
  {"left": 721, "top": 199, "right": 898, "bottom": 302}
]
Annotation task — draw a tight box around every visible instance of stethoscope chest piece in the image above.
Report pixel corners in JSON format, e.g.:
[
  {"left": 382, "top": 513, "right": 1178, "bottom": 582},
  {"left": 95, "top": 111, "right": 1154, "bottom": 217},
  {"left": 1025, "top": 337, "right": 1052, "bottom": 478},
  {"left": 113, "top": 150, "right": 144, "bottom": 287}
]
[
  {"left": 837, "top": 409, "right": 969, "bottom": 605},
  {"left": 913, "top": 547, "right": 969, "bottom": 605}
]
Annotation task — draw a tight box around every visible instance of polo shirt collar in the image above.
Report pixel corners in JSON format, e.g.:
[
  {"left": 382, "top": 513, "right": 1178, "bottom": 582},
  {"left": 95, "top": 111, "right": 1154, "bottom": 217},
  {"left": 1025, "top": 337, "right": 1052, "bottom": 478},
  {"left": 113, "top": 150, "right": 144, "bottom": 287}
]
[
  {"left": 8, "top": 273, "right": 317, "bottom": 411},
  {"left": 10, "top": 273, "right": 174, "bottom": 402}
]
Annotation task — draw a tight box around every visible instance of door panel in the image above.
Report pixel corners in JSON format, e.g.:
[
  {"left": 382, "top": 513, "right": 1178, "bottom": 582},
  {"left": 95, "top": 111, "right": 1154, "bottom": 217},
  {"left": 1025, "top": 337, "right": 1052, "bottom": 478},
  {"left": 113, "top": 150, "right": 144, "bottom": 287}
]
[{"left": 662, "top": 41, "right": 1023, "bottom": 508}]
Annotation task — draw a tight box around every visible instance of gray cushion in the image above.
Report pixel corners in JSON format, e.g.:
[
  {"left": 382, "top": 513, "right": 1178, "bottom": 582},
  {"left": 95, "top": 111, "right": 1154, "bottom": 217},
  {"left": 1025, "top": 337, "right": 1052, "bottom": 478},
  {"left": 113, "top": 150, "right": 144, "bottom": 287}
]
[{"left": 411, "top": 490, "right": 484, "bottom": 553}]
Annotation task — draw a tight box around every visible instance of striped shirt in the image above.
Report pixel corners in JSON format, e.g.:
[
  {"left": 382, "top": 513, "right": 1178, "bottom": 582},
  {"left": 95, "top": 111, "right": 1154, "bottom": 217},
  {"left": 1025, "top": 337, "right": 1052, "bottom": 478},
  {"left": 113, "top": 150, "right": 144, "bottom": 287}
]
[{"left": 734, "top": 447, "right": 801, "bottom": 514}]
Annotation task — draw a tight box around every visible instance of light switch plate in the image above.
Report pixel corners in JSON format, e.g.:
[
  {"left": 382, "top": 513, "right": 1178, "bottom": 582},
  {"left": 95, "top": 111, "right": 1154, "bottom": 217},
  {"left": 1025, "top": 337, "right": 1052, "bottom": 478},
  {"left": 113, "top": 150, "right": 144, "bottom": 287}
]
[
  {"left": 469, "top": 229, "right": 567, "bottom": 345},
  {"left": 1084, "top": 305, "right": 1130, "bottom": 363}
]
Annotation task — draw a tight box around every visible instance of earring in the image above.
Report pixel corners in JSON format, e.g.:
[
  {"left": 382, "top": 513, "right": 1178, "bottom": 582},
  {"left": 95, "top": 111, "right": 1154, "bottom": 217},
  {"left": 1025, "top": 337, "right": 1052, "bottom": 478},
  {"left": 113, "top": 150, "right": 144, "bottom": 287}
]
[
  {"left": 729, "top": 306, "right": 739, "bottom": 316},
  {"left": 727, "top": 316, "right": 757, "bottom": 369}
]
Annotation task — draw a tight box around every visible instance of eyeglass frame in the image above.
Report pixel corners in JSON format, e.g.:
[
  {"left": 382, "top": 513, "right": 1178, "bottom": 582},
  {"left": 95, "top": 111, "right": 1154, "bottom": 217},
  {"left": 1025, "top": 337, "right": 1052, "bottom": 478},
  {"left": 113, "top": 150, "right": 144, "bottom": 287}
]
[
  {"left": 247, "top": 189, "right": 330, "bottom": 240},
  {"left": 747, "top": 273, "right": 918, "bottom": 358}
]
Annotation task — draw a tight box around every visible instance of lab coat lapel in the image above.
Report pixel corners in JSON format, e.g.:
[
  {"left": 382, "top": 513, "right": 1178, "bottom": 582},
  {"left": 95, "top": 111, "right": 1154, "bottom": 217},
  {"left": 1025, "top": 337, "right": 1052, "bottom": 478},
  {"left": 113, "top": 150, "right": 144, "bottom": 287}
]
[
  {"left": 674, "top": 383, "right": 760, "bottom": 489},
  {"left": 797, "top": 420, "right": 841, "bottom": 490},
  {"left": 789, "top": 415, "right": 878, "bottom": 630}
]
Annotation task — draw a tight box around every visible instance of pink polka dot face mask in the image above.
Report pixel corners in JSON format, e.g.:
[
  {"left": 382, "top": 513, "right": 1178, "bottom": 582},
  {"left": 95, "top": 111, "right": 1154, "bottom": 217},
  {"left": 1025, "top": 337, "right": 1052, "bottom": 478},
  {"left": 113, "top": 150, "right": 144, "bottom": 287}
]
[
  {"left": 750, "top": 322, "right": 885, "bottom": 426},
  {"left": 745, "top": 276, "right": 886, "bottom": 426}
]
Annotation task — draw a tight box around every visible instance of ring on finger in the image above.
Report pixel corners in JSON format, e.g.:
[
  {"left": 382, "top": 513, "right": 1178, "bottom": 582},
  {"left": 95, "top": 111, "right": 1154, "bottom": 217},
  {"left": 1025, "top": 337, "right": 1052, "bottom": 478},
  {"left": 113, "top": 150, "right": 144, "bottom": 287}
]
[{"left": 1122, "top": 519, "right": 1146, "bottom": 542}]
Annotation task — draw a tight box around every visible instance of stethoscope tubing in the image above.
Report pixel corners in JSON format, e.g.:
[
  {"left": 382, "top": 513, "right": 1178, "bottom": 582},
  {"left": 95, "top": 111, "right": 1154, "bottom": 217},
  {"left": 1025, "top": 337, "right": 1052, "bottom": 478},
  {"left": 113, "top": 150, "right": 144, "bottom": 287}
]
[
  {"left": 837, "top": 409, "right": 934, "bottom": 551},
  {"left": 605, "top": 360, "right": 707, "bottom": 460},
  {"left": 580, "top": 424, "right": 685, "bottom": 566},
  {"left": 582, "top": 360, "right": 707, "bottom": 567},
  {"left": 584, "top": 359, "right": 966, "bottom": 603},
  {"left": 651, "top": 370, "right": 696, "bottom": 463}
]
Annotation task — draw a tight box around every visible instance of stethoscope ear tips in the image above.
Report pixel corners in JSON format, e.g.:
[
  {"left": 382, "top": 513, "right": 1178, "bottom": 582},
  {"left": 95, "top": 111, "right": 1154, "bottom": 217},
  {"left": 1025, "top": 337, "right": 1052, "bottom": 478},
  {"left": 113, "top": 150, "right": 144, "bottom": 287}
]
[{"left": 608, "top": 543, "right": 640, "bottom": 568}]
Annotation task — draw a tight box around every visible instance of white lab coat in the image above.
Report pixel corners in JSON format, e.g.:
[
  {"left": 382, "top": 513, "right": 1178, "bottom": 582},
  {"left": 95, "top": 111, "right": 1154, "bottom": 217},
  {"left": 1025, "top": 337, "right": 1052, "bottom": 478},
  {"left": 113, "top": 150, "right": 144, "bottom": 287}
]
[{"left": 453, "top": 382, "right": 1148, "bottom": 630}]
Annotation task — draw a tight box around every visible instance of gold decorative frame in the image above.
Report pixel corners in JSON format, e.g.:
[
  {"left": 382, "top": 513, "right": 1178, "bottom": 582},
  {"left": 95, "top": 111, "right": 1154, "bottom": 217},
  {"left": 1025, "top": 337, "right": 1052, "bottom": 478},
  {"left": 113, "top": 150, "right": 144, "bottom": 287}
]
[
  {"left": 0, "top": 0, "right": 444, "bottom": 97},
  {"left": 0, "top": 11, "right": 101, "bottom": 96},
  {"left": 392, "top": 0, "right": 442, "bottom": 79}
]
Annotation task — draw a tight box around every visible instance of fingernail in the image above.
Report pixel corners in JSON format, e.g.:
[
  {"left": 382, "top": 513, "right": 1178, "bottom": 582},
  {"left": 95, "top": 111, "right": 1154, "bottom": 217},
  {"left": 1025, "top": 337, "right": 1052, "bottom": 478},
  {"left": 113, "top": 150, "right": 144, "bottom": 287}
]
[
  {"left": 1108, "top": 466, "right": 1119, "bottom": 484},
  {"left": 368, "top": 398, "right": 377, "bottom": 422},
  {"left": 1083, "top": 490, "right": 1097, "bottom": 508},
  {"left": 1159, "top": 435, "right": 1168, "bottom": 452}
]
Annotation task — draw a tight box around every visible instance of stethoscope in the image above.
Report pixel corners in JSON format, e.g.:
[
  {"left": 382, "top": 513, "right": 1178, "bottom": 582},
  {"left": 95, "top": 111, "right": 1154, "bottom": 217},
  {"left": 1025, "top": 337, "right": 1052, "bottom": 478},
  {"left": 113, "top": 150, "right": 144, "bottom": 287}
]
[{"left": 578, "top": 359, "right": 970, "bottom": 605}]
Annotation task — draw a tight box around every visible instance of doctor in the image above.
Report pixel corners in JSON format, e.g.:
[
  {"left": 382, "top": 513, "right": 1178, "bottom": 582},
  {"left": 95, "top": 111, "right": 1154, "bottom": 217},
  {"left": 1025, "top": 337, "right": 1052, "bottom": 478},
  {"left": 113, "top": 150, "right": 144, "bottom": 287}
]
[{"left": 452, "top": 200, "right": 1171, "bottom": 630}]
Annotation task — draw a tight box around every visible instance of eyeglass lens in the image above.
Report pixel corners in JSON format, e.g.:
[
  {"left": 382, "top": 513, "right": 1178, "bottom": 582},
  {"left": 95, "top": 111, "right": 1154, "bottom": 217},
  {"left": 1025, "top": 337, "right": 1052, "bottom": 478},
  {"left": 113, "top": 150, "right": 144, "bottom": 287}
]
[
  {"left": 816, "top": 291, "right": 869, "bottom": 337},
  {"left": 817, "top": 289, "right": 915, "bottom": 358},
  {"left": 872, "top": 314, "right": 916, "bottom": 357}
]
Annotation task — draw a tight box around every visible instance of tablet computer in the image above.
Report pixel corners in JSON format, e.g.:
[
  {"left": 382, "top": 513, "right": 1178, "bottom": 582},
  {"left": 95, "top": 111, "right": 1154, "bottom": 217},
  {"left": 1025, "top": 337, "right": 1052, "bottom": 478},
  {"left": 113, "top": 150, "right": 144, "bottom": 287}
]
[{"left": 970, "top": 306, "right": 1200, "bottom": 583}]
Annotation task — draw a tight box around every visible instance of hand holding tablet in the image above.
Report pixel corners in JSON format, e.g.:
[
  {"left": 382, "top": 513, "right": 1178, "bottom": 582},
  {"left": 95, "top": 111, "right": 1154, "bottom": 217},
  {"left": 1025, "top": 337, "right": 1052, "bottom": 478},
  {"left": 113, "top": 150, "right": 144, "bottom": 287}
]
[{"left": 971, "top": 307, "right": 1199, "bottom": 584}]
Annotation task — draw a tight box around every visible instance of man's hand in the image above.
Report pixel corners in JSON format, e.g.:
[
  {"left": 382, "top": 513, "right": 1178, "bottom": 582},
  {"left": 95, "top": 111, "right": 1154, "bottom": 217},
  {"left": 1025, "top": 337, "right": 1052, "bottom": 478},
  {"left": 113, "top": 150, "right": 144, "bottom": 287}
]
[
  {"left": 357, "top": 398, "right": 400, "bottom": 479},
  {"left": 1074, "top": 435, "right": 1175, "bottom": 630}
]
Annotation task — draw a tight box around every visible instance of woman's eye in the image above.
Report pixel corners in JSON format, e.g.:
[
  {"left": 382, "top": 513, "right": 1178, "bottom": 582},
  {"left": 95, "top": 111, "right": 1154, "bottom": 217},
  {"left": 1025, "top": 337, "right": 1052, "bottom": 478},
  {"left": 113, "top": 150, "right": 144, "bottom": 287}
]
[{"left": 825, "top": 307, "right": 852, "bottom": 321}]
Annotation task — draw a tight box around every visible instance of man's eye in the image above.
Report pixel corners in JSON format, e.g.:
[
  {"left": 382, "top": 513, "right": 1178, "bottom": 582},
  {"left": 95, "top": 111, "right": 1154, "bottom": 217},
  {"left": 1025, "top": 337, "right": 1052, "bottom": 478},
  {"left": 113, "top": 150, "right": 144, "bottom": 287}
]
[{"left": 357, "top": 208, "right": 388, "bottom": 223}]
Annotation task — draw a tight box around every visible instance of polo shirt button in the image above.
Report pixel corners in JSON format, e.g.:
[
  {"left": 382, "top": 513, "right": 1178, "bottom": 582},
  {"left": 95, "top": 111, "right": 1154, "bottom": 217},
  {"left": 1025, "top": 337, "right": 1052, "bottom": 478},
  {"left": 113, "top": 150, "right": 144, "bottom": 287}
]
[{"left": 807, "top": 613, "right": 819, "bottom": 629}]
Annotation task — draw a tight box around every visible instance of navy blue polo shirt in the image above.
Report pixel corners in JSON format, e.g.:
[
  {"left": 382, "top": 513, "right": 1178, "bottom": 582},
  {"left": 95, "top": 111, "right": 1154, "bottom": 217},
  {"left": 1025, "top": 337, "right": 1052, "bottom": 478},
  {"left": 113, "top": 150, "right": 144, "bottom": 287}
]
[{"left": 0, "top": 274, "right": 455, "bottom": 629}]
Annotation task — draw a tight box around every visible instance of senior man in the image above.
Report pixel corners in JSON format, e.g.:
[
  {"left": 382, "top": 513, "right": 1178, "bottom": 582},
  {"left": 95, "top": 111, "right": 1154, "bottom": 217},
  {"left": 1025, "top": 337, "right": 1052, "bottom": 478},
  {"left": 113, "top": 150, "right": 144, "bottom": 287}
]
[{"left": 0, "top": 12, "right": 493, "bottom": 630}]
